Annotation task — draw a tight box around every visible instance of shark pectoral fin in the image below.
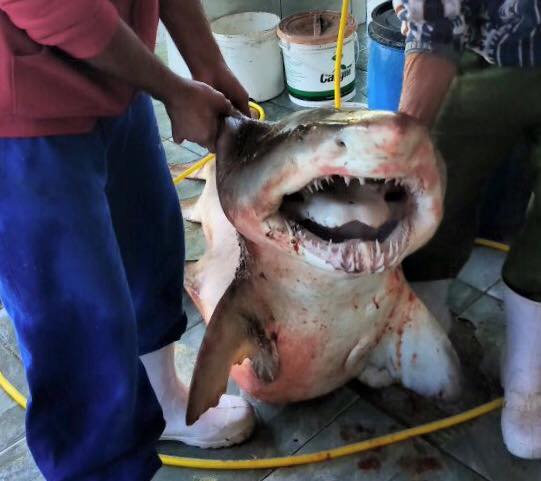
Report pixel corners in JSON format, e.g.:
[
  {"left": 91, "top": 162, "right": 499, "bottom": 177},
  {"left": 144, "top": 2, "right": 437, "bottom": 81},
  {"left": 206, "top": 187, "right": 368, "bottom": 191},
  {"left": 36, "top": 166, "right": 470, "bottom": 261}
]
[
  {"left": 186, "top": 281, "right": 278, "bottom": 425},
  {"left": 186, "top": 325, "right": 252, "bottom": 426}
]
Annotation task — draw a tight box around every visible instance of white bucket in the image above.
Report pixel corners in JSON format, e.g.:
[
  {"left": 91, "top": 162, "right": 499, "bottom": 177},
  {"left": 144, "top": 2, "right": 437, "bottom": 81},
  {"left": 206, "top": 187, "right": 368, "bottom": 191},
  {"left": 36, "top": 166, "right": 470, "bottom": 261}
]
[
  {"left": 211, "top": 12, "right": 285, "bottom": 102},
  {"left": 278, "top": 11, "right": 358, "bottom": 108}
]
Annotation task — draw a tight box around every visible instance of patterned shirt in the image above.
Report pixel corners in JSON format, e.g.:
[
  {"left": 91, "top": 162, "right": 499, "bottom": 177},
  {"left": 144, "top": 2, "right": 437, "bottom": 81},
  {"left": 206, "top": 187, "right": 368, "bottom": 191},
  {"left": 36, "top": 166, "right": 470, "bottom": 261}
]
[{"left": 393, "top": 0, "right": 541, "bottom": 67}]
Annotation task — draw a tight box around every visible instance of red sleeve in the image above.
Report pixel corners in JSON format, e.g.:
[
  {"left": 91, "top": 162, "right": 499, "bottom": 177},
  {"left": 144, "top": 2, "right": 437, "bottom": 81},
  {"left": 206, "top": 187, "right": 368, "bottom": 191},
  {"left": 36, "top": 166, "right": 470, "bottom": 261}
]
[{"left": 0, "top": 0, "right": 120, "bottom": 59}]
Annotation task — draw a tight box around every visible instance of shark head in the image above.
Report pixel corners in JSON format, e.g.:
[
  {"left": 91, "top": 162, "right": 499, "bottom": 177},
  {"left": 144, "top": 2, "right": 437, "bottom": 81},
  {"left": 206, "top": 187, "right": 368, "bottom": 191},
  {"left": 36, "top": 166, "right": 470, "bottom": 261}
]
[{"left": 215, "top": 108, "right": 445, "bottom": 276}]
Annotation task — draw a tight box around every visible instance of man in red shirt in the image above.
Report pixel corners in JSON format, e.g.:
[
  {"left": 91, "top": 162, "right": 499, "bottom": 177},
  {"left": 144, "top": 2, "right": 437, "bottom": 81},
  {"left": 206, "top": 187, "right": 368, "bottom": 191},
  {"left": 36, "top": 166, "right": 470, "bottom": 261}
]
[{"left": 0, "top": 1, "right": 255, "bottom": 480}]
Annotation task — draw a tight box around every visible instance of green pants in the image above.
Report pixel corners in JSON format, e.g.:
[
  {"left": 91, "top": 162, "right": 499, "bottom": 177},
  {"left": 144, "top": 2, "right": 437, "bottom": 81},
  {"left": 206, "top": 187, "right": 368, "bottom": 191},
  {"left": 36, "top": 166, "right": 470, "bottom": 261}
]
[{"left": 403, "top": 53, "right": 541, "bottom": 301}]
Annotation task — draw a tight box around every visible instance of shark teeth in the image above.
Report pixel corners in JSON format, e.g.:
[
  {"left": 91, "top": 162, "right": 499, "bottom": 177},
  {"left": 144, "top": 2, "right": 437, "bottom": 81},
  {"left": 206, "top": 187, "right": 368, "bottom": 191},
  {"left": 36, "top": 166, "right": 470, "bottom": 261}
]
[
  {"left": 301, "top": 174, "right": 414, "bottom": 197},
  {"left": 282, "top": 184, "right": 413, "bottom": 274},
  {"left": 287, "top": 215, "right": 409, "bottom": 275},
  {"left": 303, "top": 176, "right": 334, "bottom": 194}
]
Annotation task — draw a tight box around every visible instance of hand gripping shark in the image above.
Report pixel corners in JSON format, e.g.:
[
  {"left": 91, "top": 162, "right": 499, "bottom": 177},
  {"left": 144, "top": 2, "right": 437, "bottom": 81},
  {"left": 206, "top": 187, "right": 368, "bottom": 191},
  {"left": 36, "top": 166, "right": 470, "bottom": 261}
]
[{"left": 182, "top": 108, "right": 461, "bottom": 425}]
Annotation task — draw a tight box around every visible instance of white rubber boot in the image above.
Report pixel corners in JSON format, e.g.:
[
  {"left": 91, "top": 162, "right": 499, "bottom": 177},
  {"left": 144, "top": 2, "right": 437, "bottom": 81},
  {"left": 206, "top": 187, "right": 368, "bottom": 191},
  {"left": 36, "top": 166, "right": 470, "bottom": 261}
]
[
  {"left": 410, "top": 279, "right": 453, "bottom": 333},
  {"left": 141, "top": 343, "right": 255, "bottom": 448},
  {"left": 501, "top": 284, "right": 541, "bottom": 459}
]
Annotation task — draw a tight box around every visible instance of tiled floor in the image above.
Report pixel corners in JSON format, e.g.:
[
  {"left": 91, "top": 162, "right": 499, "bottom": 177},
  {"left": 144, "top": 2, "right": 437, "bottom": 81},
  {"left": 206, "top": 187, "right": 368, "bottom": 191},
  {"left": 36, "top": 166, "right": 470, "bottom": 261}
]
[
  {"left": 2, "top": 25, "right": 540, "bottom": 481},
  {"left": 0, "top": 246, "right": 532, "bottom": 481}
]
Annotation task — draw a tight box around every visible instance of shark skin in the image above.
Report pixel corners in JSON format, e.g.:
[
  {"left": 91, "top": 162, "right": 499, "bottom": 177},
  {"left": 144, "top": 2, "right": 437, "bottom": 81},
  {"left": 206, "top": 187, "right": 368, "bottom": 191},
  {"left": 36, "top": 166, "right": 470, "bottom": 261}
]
[{"left": 179, "top": 108, "right": 461, "bottom": 425}]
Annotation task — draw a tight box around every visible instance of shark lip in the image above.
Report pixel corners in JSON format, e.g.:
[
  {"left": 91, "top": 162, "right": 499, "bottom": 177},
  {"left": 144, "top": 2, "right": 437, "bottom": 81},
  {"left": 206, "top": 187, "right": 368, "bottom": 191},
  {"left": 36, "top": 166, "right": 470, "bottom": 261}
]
[{"left": 268, "top": 173, "right": 416, "bottom": 274}]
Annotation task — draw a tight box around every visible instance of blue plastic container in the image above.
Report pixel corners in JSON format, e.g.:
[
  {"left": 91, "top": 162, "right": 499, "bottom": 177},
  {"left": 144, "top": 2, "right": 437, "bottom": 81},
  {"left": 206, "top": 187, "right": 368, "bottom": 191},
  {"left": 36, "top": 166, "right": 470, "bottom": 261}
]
[{"left": 367, "top": 1, "right": 405, "bottom": 111}]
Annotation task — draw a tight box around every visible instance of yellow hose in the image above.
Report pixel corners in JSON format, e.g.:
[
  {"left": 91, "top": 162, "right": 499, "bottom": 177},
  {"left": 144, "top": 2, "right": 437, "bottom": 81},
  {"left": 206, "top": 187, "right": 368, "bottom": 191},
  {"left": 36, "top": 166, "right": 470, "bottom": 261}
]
[
  {"left": 473, "top": 238, "right": 510, "bottom": 253},
  {"left": 334, "top": 0, "right": 350, "bottom": 109},
  {"left": 0, "top": 370, "right": 26, "bottom": 409},
  {"left": 172, "top": 101, "right": 266, "bottom": 186},
  {"left": 160, "top": 398, "right": 504, "bottom": 470},
  {"left": 0, "top": 239, "right": 509, "bottom": 470},
  {"left": 172, "top": 153, "right": 214, "bottom": 186},
  {"left": 249, "top": 101, "right": 266, "bottom": 123}
]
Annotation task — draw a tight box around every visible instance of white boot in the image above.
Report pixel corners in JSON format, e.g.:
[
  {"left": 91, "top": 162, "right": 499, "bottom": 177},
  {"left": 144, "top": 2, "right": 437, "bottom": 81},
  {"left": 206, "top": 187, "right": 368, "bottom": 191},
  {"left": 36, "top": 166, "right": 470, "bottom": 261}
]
[
  {"left": 140, "top": 343, "right": 255, "bottom": 448},
  {"left": 501, "top": 284, "right": 541, "bottom": 459},
  {"left": 410, "top": 279, "right": 453, "bottom": 333}
]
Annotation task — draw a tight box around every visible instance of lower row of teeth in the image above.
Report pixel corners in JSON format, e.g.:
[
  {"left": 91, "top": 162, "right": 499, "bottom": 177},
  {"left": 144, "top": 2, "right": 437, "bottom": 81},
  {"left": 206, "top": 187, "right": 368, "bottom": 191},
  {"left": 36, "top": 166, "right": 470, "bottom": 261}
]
[{"left": 287, "top": 220, "right": 405, "bottom": 272}]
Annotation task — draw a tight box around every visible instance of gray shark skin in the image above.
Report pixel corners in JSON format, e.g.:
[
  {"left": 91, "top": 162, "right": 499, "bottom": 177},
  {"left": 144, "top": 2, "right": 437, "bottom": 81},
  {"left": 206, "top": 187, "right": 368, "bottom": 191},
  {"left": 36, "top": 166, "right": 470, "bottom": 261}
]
[{"left": 181, "top": 108, "right": 461, "bottom": 426}]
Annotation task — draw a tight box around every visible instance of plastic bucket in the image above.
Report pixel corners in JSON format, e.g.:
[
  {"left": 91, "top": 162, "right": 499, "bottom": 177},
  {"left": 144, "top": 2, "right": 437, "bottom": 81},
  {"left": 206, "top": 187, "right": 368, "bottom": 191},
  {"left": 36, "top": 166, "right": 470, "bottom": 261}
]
[
  {"left": 367, "top": 1, "right": 405, "bottom": 111},
  {"left": 211, "top": 12, "right": 284, "bottom": 102},
  {"left": 278, "top": 11, "right": 357, "bottom": 108}
]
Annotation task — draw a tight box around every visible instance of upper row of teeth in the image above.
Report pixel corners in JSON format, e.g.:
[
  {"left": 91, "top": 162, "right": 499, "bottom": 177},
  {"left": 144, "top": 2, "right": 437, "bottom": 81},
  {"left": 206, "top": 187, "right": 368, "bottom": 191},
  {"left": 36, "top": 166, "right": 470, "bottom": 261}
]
[{"left": 303, "top": 176, "right": 400, "bottom": 194}]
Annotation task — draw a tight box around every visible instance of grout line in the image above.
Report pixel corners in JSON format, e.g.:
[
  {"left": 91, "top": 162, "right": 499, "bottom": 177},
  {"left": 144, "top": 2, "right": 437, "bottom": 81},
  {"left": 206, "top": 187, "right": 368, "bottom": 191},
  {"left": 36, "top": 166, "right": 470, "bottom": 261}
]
[
  {"left": 424, "top": 439, "right": 494, "bottom": 481},
  {"left": 0, "top": 337, "right": 22, "bottom": 366},
  {"left": 455, "top": 290, "right": 485, "bottom": 317},
  {"left": 347, "top": 384, "right": 494, "bottom": 481},
  {"left": 183, "top": 317, "right": 203, "bottom": 334},
  {"left": 181, "top": 144, "right": 208, "bottom": 157},
  {"left": 483, "top": 280, "right": 502, "bottom": 297},
  {"left": 259, "top": 395, "right": 360, "bottom": 480},
  {"left": 0, "top": 435, "right": 26, "bottom": 459},
  {"left": 484, "top": 291, "right": 504, "bottom": 304}
]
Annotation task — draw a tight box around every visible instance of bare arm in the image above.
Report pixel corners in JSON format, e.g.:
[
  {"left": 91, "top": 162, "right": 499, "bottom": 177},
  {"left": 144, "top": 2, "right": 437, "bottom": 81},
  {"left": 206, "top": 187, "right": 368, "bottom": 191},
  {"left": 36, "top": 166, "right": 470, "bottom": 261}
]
[
  {"left": 88, "top": 20, "right": 232, "bottom": 150},
  {"left": 160, "top": 0, "right": 250, "bottom": 114},
  {"left": 160, "top": 0, "right": 222, "bottom": 79},
  {"left": 393, "top": 0, "right": 463, "bottom": 126},
  {"left": 399, "top": 53, "right": 457, "bottom": 127},
  {"left": 87, "top": 20, "right": 183, "bottom": 103}
]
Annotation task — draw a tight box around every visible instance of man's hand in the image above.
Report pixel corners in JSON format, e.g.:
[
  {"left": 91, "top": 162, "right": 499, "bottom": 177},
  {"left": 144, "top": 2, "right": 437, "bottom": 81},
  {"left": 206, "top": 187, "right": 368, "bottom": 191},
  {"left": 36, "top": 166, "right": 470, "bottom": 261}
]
[
  {"left": 85, "top": 2, "right": 250, "bottom": 152},
  {"left": 86, "top": 21, "right": 234, "bottom": 151},
  {"left": 164, "top": 78, "right": 234, "bottom": 151},
  {"left": 194, "top": 62, "right": 250, "bottom": 117}
]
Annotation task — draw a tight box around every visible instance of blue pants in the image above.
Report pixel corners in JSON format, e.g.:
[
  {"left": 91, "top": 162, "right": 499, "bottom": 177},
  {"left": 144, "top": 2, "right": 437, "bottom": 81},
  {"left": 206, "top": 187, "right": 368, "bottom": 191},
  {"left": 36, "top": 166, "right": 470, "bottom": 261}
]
[{"left": 0, "top": 94, "right": 186, "bottom": 481}]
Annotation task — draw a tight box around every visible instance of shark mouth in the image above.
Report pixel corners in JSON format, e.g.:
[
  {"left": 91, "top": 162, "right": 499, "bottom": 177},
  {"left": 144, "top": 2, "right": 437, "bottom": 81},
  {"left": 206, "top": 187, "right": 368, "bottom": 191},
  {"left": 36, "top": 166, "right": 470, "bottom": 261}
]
[{"left": 275, "top": 174, "right": 416, "bottom": 274}]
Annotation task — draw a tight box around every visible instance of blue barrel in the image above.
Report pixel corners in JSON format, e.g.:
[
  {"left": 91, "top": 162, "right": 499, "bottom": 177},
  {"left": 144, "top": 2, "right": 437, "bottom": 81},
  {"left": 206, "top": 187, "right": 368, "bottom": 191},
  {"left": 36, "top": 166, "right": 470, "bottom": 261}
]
[{"left": 367, "top": 1, "right": 405, "bottom": 111}]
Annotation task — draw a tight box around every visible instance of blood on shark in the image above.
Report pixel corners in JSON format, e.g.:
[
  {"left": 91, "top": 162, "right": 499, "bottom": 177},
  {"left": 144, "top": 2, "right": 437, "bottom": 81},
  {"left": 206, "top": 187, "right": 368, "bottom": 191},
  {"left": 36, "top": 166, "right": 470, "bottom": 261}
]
[{"left": 182, "top": 108, "right": 461, "bottom": 425}]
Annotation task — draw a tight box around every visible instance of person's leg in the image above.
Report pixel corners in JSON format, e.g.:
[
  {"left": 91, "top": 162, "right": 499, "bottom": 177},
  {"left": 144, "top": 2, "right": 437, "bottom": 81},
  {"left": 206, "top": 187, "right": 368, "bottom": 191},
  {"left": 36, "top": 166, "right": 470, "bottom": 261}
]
[
  {"left": 404, "top": 55, "right": 519, "bottom": 327},
  {"left": 404, "top": 59, "right": 541, "bottom": 459},
  {"left": 503, "top": 123, "right": 541, "bottom": 302},
  {"left": 500, "top": 101, "right": 541, "bottom": 458},
  {"left": 0, "top": 134, "right": 163, "bottom": 481},
  {"left": 103, "top": 94, "right": 255, "bottom": 448}
]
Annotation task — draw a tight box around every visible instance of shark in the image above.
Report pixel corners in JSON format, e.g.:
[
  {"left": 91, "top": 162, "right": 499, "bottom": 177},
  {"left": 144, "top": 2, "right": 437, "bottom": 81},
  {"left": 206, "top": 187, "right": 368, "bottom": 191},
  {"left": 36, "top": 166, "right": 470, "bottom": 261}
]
[{"left": 180, "top": 108, "right": 461, "bottom": 425}]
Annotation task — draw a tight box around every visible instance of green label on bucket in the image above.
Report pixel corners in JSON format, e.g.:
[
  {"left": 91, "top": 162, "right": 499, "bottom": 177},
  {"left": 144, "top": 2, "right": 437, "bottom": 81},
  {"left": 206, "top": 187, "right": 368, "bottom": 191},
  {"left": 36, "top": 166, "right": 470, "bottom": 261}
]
[
  {"left": 281, "top": 37, "right": 357, "bottom": 103},
  {"left": 321, "top": 61, "right": 353, "bottom": 84},
  {"left": 287, "top": 81, "right": 356, "bottom": 101}
]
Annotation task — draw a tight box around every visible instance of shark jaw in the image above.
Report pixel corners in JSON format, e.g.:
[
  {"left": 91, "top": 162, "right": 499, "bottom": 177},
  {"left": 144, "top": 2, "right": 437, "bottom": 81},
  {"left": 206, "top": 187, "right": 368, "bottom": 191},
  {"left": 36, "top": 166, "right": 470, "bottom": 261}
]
[
  {"left": 261, "top": 172, "right": 418, "bottom": 275},
  {"left": 216, "top": 108, "right": 444, "bottom": 276}
]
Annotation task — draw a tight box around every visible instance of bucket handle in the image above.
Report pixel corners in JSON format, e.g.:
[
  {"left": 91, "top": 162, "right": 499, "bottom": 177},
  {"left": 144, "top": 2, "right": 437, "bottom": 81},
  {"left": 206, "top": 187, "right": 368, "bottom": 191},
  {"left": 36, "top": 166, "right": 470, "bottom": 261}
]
[{"left": 353, "top": 32, "right": 360, "bottom": 65}]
